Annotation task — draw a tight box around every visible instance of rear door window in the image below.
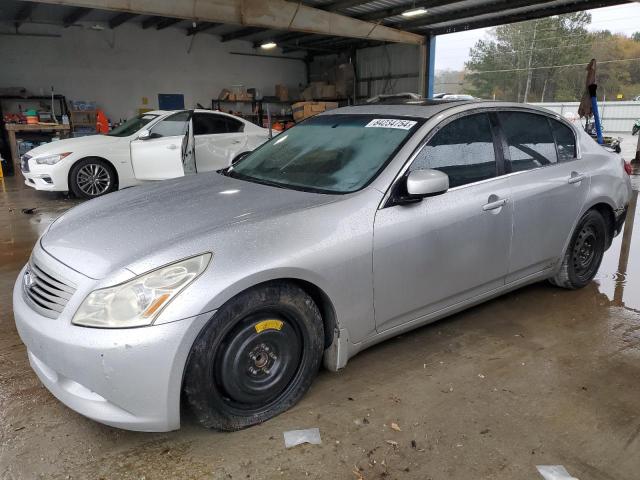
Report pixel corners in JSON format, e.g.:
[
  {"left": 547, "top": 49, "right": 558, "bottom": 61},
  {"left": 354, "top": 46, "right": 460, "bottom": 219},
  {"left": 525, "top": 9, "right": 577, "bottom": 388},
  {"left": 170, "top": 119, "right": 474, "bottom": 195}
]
[
  {"left": 410, "top": 112, "right": 497, "bottom": 188},
  {"left": 193, "top": 114, "right": 245, "bottom": 135},
  {"left": 549, "top": 119, "right": 577, "bottom": 161},
  {"left": 498, "top": 112, "right": 558, "bottom": 172},
  {"left": 193, "top": 114, "right": 228, "bottom": 135}
]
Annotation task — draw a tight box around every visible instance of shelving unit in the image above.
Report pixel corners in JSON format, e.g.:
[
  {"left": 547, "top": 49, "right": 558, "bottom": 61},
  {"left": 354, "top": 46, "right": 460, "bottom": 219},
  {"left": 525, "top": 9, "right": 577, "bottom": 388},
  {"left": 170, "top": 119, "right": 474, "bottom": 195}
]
[
  {"left": 212, "top": 98, "right": 295, "bottom": 128},
  {"left": 70, "top": 109, "right": 97, "bottom": 136},
  {"left": 0, "top": 94, "right": 70, "bottom": 176}
]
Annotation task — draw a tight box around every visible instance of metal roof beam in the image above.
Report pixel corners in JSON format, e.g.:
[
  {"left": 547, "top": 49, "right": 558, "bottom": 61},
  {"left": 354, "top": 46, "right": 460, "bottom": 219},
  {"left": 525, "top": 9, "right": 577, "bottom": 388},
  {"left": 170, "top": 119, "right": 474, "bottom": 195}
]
[
  {"left": 63, "top": 7, "right": 91, "bottom": 27},
  {"left": 324, "top": 0, "right": 371, "bottom": 12},
  {"left": 141, "top": 16, "right": 161, "bottom": 29},
  {"left": 428, "top": 0, "right": 631, "bottom": 35},
  {"left": 21, "top": 0, "right": 424, "bottom": 44},
  {"left": 186, "top": 22, "right": 220, "bottom": 35},
  {"left": 400, "top": 0, "right": 558, "bottom": 29},
  {"left": 156, "top": 17, "right": 181, "bottom": 30},
  {"left": 221, "top": 26, "right": 267, "bottom": 42},
  {"left": 108, "top": 12, "right": 137, "bottom": 28},
  {"left": 358, "top": 0, "right": 465, "bottom": 22}
]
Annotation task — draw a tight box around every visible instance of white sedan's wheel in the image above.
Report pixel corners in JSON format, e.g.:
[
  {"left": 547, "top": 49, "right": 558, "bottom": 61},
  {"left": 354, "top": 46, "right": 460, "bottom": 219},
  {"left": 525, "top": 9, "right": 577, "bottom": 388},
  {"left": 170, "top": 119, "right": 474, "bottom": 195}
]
[{"left": 70, "top": 158, "right": 117, "bottom": 199}]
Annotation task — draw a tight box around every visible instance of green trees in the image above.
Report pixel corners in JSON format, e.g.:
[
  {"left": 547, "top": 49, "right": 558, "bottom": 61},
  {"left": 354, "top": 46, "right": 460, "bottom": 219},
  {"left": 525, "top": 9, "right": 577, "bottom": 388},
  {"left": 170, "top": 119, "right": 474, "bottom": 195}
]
[{"left": 464, "top": 13, "right": 640, "bottom": 101}]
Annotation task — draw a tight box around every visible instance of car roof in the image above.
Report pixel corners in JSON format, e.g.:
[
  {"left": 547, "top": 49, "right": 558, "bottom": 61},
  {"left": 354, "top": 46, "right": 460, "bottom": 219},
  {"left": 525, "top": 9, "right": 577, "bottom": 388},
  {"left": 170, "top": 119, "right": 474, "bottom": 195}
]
[
  {"left": 143, "top": 109, "right": 250, "bottom": 121},
  {"left": 322, "top": 100, "right": 558, "bottom": 119},
  {"left": 322, "top": 99, "right": 472, "bottom": 119}
]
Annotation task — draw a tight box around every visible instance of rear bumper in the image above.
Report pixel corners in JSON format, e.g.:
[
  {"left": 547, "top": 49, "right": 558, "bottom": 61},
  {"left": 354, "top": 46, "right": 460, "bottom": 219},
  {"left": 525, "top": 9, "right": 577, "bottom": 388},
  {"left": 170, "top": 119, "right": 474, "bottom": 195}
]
[
  {"left": 614, "top": 205, "right": 628, "bottom": 236},
  {"left": 13, "top": 263, "right": 211, "bottom": 432}
]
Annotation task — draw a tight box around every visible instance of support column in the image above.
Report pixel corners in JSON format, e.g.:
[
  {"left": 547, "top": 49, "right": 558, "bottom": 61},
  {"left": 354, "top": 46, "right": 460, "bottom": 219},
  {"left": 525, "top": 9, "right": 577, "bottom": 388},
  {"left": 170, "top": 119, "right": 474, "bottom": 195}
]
[{"left": 419, "top": 34, "right": 436, "bottom": 98}]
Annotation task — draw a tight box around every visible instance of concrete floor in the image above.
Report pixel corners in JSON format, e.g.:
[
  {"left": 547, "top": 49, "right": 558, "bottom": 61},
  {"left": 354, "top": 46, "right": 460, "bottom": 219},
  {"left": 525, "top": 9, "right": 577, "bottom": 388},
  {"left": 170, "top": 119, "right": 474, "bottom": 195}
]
[{"left": 1, "top": 143, "right": 640, "bottom": 479}]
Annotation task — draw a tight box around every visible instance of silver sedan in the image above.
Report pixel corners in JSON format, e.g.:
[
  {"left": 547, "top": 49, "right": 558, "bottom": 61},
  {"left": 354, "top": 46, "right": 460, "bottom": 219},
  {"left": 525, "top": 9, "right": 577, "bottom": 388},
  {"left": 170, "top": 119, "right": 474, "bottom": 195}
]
[{"left": 13, "top": 101, "right": 633, "bottom": 432}]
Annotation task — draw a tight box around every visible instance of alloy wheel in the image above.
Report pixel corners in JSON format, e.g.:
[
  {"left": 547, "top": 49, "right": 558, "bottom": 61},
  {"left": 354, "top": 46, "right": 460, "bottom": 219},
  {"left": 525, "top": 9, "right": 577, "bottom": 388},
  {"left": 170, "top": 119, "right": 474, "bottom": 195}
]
[{"left": 76, "top": 163, "right": 111, "bottom": 196}]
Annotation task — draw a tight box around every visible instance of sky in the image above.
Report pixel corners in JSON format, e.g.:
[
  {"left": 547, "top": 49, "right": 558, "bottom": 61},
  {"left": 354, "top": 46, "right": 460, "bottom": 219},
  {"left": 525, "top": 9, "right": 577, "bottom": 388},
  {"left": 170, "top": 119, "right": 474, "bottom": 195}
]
[{"left": 434, "top": 3, "right": 640, "bottom": 71}]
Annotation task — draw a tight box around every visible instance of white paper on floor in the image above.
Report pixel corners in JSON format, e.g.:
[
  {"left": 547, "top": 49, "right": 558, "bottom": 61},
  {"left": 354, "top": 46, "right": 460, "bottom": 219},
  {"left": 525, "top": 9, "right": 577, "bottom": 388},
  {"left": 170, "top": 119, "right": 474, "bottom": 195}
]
[
  {"left": 283, "top": 428, "right": 322, "bottom": 448},
  {"left": 536, "top": 465, "right": 579, "bottom": 480}
]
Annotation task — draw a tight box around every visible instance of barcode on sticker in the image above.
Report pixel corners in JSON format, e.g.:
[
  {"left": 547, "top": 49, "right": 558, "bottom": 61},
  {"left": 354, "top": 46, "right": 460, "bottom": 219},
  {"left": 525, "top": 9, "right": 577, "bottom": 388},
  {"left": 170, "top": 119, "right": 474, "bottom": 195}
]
[{"left": 365, "top": 119, "right": 417, "bottom": 130}]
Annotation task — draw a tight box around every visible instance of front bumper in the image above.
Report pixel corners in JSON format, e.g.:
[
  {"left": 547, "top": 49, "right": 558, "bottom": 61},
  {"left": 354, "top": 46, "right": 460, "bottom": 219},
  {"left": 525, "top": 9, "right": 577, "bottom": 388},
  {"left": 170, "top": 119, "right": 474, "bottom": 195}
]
[
  {"left": 13, "top": 257, "right": 211, "bottom": 432},
  {"left": 21, "top": 157, "right": 71, "bottom": 191}
]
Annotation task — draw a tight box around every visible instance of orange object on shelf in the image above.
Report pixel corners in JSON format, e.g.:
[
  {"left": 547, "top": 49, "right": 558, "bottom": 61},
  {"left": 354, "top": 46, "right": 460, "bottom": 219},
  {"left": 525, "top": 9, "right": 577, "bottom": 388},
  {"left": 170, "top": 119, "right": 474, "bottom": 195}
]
[{"left": 96, "top": 110, "right": 109, "bottom": 134}]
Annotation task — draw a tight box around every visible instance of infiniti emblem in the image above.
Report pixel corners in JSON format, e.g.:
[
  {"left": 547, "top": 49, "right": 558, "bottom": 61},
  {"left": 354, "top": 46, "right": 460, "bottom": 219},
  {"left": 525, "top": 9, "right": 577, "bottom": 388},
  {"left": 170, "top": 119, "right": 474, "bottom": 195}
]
[{"left": 24, "top": 269, "right": 35, "bottom": 289}]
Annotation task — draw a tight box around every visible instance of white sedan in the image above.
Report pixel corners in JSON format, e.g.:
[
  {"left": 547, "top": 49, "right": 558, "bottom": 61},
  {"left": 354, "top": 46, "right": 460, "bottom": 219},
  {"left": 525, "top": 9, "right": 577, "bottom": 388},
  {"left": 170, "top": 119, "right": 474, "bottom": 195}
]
[{"left": 20, "top": 109, "right": 271, "bottom": 198}]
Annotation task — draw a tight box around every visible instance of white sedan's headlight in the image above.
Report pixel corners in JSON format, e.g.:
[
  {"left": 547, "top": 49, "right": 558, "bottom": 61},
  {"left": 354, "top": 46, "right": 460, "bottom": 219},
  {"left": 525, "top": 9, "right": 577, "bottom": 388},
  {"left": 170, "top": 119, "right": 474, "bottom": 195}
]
[
  {"left": 35, "top": 152, "right": 72, "bottom": 165},
  {"left": 72, "top": 253, "right": 211, "bottom": 328}
]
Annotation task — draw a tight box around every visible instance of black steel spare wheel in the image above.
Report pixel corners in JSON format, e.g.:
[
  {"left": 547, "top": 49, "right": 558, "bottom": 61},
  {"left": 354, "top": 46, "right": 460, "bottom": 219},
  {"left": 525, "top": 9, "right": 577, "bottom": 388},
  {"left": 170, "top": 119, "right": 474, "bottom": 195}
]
[
  {"left": 550, "top": 209, "right": 606, "bottom": 289},
  {"left": 184, "top": 282, "right": 324, "bottom": 431},
  {"left": 572, "top": 224, "right": 598, "bottom": 281},
  {"left": 217, "top": 313, "right": 302, "bottom": 409}
]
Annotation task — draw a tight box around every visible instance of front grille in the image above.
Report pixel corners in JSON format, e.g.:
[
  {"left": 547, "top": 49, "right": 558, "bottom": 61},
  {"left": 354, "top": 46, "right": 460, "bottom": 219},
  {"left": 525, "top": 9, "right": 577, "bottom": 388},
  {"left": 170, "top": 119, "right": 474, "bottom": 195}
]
[
  {"left": 21, "top": 154, "right": 31, "bottom": 173},
  {"left": 23, "top": 259, "right": 76, "bottom": 319}
]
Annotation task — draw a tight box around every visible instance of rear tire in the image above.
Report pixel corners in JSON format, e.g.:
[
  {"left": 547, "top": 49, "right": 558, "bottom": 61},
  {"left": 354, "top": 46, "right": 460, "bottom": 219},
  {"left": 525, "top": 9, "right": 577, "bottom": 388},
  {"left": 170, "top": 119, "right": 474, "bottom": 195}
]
[
  {"left": 69, "top": 158, "right": 117, "bottom": 199},
  {"left": 550, "top": 210, "right": 607, "bottom": 289},
  {"left": 184, "top": 282, "right": 324, "bottom": 431}
]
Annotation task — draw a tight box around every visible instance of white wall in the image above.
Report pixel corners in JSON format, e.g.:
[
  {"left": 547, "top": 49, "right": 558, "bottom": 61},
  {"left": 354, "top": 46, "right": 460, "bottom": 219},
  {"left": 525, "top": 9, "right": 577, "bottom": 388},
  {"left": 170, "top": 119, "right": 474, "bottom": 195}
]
[
  {"left": 0, "top": 23, "right": 306, "bottom": 121},
  {"left": 531, "top": 101, "right": 640, "bottom": 133}
]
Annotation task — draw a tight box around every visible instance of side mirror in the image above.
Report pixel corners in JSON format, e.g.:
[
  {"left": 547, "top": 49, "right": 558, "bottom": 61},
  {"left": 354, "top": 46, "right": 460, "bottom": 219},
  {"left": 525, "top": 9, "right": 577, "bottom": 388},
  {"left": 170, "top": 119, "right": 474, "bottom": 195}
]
[
  {"left": 138, "top": 130, "right": 161, "bottom": 140},
  {"left": 138, "top": 130, "right": 151, "bottom": 140},
  {"left": 406, "top": 169, "right": 449, "bottom": 198}
]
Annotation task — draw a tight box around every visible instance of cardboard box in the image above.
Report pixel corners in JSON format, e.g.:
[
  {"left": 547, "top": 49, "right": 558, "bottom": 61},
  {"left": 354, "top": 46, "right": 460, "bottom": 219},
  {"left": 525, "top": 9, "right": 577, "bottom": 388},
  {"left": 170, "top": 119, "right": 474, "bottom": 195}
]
[
  {"left": 320, "top": 84, "right": 336, "bottom": 99},
  {"left": 275, "top": 84, "right": 289, "bottom": 101},
  {"left": 301, "top": 87, "right": 314, "bottom": 101},
  {"left": 292, "top": 101, "right": 339, "bottom": 122}
]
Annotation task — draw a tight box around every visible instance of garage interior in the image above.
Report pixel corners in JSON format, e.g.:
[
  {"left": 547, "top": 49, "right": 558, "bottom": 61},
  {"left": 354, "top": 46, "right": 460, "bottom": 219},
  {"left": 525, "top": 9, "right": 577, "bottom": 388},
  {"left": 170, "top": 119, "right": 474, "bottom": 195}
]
[{"left": 1, "top": 0, "right": 640, "bottom": 478}]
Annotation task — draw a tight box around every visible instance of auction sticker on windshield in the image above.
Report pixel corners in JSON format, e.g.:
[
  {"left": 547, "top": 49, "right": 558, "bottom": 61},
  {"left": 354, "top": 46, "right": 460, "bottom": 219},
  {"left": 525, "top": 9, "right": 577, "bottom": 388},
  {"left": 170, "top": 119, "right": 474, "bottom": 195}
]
[{"left": 365, "top": 119, "right": 417, "bottom": 130}]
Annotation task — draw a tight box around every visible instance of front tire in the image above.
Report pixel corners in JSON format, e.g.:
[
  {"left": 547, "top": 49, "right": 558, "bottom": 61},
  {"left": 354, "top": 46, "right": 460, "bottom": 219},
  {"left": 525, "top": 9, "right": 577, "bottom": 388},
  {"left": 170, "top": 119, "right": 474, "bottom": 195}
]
[
  {"left": 550, "top": 210, "right": 607, "bottom": 289},
  {"left": 69, "top": 158, "right": 117, "bottom": 199},
  {"left": 184, "top": 282, "right": 324, "bottom": 431}
]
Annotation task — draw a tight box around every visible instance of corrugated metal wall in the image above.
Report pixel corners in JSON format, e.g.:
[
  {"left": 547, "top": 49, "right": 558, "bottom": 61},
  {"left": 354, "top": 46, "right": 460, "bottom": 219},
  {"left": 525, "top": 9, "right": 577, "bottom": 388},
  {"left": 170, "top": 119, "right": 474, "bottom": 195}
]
[
  {"left": 355, "top": 43, "right": 420, "bottom": 99},
  {"left": 532, "top": 101, "right": 640, "bottom": 133}
]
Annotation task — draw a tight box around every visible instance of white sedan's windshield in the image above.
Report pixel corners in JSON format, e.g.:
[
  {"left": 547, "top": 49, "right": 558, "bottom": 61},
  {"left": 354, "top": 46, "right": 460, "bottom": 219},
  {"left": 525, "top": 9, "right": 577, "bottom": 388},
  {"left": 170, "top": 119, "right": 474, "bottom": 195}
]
[
  {"left": 107, "top": 114, "right": 159, "bottom": 137},
  {"left": 230, "top": 115, "right": 421, "bottom": 193}
]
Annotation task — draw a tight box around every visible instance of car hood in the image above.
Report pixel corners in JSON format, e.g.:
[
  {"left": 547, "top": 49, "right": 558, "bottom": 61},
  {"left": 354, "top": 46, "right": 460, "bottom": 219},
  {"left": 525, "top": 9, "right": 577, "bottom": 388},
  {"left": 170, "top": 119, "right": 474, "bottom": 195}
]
[
  {"left": 27, "top": 134, "right": 121, "bottom": 157},
  {"left": 41, "top": 172, "right": 339, "bottom": 279}
]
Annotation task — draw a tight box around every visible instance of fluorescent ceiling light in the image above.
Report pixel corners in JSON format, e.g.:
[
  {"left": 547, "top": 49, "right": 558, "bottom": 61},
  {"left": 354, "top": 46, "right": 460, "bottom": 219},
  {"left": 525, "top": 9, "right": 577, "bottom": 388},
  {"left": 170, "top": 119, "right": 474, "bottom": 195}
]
[
  {"left": 402, "top": 7, "right": 428, "bottom": 17},
  {"left": 260, "top": 41, "right": 277, "bottom": 49}
]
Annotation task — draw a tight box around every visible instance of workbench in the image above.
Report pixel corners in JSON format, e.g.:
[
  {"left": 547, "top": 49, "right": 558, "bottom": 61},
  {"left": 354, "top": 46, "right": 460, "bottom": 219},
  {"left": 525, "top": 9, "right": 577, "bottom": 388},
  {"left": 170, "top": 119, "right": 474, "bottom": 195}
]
[{"left": 4, "top": 123, "right": 71, "bottom": 174}]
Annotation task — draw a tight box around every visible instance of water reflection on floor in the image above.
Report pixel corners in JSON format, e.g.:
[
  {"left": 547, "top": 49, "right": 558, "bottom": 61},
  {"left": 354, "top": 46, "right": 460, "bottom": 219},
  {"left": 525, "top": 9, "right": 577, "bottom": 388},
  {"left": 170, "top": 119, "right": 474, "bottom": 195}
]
[{"left": 595, "top": 162, "right": 640, "bottom": 312}]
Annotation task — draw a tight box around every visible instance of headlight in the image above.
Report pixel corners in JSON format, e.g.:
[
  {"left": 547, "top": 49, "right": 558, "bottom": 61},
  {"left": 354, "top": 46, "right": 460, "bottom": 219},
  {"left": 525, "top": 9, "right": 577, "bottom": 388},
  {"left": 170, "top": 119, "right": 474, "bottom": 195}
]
[
  {"left": 72, "top": 253, "right": 211, "bottom": 328},
  {"left": 35, "top": 152, "right": 72, "bottom": 165}
]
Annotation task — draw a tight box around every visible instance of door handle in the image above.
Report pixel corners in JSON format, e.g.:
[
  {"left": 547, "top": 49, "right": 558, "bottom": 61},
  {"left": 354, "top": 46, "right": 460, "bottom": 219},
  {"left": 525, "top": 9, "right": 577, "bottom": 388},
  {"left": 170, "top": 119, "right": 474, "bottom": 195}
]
[
  {"left": 482, "top": 198, "right": 507, "bottom": 211},
  {"left": 231, "top": 140, "right": 241, "bottom": 144},
  {"left": 167, "top": 144, "right": 178, "bottom": 150},
  {"left": 568, "top": 172, "right": 585, "bottom": 184}
]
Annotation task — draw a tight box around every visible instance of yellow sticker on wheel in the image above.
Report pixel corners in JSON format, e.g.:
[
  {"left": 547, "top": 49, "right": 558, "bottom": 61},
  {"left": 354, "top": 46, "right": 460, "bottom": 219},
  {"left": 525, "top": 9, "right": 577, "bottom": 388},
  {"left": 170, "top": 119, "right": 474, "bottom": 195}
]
[{"left": 255, "top": 319, "right": 284, "bottom": 333}]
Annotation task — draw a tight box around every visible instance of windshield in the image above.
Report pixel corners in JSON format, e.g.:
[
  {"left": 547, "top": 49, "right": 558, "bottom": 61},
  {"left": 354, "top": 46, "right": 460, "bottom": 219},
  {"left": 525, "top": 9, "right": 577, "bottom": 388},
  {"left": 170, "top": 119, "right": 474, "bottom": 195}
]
[
  {"left": 230, "top": 114, "right": 420, "bottom": 193},
  {"left": 107, "top": 114, "right": 159, "bottom": 137}
]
